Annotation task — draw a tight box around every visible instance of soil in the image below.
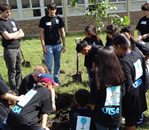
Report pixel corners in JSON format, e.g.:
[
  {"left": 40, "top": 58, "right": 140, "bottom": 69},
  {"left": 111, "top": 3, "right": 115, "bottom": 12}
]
[{"left": 48, "top": 93, "right": 74, "bottom": 130}]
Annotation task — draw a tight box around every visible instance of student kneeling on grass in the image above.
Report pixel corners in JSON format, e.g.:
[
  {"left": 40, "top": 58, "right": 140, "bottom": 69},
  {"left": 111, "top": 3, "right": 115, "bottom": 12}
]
[
  {"left": 7, "top": 73, "right": 57, "bottom": 130},
  {"left": 0, "top": 74, "right": 22, "bottom": 130},
  {"left": 69, "top": 89, "right": 96, "bottom": 130}
]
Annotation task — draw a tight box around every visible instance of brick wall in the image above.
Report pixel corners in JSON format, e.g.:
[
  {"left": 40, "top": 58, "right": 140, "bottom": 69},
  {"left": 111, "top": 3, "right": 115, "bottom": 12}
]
[{"left": 17, "top": 11, "right": 143, "bottom": 36}]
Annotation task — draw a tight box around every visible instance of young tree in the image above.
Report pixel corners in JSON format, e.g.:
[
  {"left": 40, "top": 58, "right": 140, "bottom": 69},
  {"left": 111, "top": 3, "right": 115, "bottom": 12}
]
[{"left": 71, "top": 0, "right": 130, "bottom": 30}]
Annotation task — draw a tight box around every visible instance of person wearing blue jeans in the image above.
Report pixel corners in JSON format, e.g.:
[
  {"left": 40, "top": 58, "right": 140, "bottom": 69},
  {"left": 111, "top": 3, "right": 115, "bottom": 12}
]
[
  {"left": 45, "top": 44, "right": 61, "bottom": 82},
  {"left": 39, "top": 2, "right": 66, "bottom": 85}
]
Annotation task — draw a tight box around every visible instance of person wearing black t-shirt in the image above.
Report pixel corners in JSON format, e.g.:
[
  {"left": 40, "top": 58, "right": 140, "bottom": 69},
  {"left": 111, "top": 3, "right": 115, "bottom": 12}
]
[
  {"left": 136, "top": 3, "right": 149, "bottom": 71},
  {"left": 0, "top": 74, "right": 22, "bottom": 130},
  {"left": 76, "top": 40, "right": 103, "bottom": 88},
  {"left": 89, "top": 47, "right": 125, "bottom": 130},
  {"left": 18, "top": 64, "right": 49, "bottom": 95},
  {"left": 7, "top": 73, "right": 57, "bottom": 130},
  {"left": 39, "top": 2, "right": 66, "bottom": 85},
  {"left": 113, "top": 34, "right": 147, "bottom": 130},
  {"left": 83, "top": 25, "right": 103, "bottom": 87},
  {"left": 105, "top": 24, "right": 120, "bottom": 48},
  {"left": 0, "top": 4, "right": 24, "bottom": 92},
  {"left": 120, "top": 26, "right": 149, "bottom": 127},
  {"left": 69, "top": 89, "right": 96, "bottom": 130},
  {"left": 136, "top": 3, "right": 149, "bottom": 44}
]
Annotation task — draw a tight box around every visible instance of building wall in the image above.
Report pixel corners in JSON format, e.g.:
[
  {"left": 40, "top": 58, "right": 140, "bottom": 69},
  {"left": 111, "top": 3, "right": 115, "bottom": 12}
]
[{"left": 17, "top": 11, "right": 142, "bottom": 36}]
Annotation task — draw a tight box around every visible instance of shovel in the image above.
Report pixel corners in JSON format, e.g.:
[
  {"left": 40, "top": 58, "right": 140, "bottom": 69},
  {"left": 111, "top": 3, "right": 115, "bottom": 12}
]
[
  {"left": 20, "top": 48, "right": 31, "bottom": 67},
  {"left": 72, "top": 38, "right": 82, "bottom": 83}
]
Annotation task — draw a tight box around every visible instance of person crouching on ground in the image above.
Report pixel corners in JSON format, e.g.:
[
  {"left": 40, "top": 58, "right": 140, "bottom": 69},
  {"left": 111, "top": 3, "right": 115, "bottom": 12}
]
[{"left": 7, "top": 73, "right": 57, "bottom": 130}]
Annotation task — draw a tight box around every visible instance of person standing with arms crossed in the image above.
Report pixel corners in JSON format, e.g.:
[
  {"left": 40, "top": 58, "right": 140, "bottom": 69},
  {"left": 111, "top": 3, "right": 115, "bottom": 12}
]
[
  {"left": 39, "top": 2, "right": 66, "bottom": 85},
  {"left": 0, "top": 4, "right": 24, "bottom": 92}
]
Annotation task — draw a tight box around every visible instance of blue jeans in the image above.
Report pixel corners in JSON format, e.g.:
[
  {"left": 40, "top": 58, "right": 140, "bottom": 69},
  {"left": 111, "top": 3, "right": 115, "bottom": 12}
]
[
  {"left": 45, "top": 44, "right": 61, "bottom": 81},
  {"left": 0, "top": 119, "right": 11, "bottom": 130},
  {"left": 95, "top": 123, "right": 119, "bottom": 130},
  {"left": 4, "top": 48, "right": 22, "bottom": 91}
]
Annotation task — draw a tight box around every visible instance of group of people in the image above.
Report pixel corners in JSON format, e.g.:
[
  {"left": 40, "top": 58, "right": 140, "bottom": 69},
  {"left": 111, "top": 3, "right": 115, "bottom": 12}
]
[
  {"left": 72, "top": 3, "right": 149, "bottom": 130},
  {"left": 0, "top": 2, "right": 65, "bottom": 130},
  {"left": 0, "top": 1, "right": 148, "bottom": 130}
]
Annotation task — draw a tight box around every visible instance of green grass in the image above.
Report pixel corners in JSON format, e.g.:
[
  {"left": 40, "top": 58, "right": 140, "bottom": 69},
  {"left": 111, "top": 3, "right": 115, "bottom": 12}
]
[{"left": 0, "top": 31, "right": 149, "bottom": 129}]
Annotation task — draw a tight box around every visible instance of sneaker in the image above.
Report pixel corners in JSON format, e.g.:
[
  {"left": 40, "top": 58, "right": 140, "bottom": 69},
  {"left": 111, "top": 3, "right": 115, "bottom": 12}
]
[{"left": 55, "top": 80, "right": 61, "bottom": 86}]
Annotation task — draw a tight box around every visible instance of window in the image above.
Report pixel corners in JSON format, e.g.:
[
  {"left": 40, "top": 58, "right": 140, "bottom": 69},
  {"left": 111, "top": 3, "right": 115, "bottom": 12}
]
[
  {"left": 22, "top": 0, "right": 41, "bottom": 17},
  {"left": 109, "top": 0, "right": 126, "bottom": 12},
  {"left": 9, "top": 0, "right": 17, "bottom": 9},
  {"left": 0, "top": 0, "right": 6, "bottom": 4},
  {"left": 67, "top": 0, "right": 86, "bottom": 16},
  {"left": 130, "top": 0, "right": 146, "bottom": 11},
  {"left": 44, "top": 0, "right": 63, "bottom": 15}
]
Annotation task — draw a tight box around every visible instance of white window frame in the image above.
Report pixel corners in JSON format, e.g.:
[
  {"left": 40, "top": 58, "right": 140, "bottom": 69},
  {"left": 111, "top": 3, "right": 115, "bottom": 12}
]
[
  {"left": 67, "top": 0, "right": 88, "bottom": 16},
  {"left": 9, "top": 0, "right": 63, "bottom": 21},
  {"left": 44, "top": 0, "right": 64, "bottom": 17},
  {"left": 130, "top": 0, "right": 147, "bottom": 12}
]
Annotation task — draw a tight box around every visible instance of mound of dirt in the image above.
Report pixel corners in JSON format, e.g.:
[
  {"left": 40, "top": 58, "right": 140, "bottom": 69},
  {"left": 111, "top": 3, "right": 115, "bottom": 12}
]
[{"left": 48, "top": 93, "right": 74, "bottom": 130}]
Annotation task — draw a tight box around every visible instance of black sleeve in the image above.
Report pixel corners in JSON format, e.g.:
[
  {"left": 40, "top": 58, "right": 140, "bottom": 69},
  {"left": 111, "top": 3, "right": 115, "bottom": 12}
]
[
  {"left": 135, "top": 41, "right": 149, "bottom": 55},
  {"left": 41, "top": 91, "right": 52, "bottom": 114},
  {"left": 0, "top": 21, "right": 6, "bottom": 33},
  {"left": 58, "top": 16, "right": 64, "bottom": 28},
  {"left": 18, "top": 77, "right": 28, "bottom": 95},
  {"left": 121, "top": 61, "right": 133, "bottom": 93},
  {"left": 89, "top": 77, "right": 98, "bottom": 104},
  {"left": 39, "top": 17, "right": 45, "bottom": 28},
  {"left": 99, "top": 39, "right": 103, "bottom": 46},
  {"left": 0, "top": 74, "right": 9, "bottom": 95},
  {"left": 136, "top": 19, "right": 141, "bottom": 31}
]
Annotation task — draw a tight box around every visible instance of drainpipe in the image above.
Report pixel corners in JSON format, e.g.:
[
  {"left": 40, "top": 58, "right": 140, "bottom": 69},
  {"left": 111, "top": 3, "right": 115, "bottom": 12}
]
[
  {"left": 63, "top": 0, "right": 68, "bottom": 32},
  {"left": 127, "top": 0, "right": 130, "bottom": 20}
]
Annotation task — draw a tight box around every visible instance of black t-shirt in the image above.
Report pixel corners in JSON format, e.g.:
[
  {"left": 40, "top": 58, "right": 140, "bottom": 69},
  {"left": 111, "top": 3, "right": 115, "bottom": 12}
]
[
  {"left": 0, "top": 74, "right": 9, "bottom": 122},
  {"left": 136, "top": 16, "right": 149, "bottom": 42},
  {"left": 105, "top": 36, "right": 112, "bottom": 47},
  {"left": 39, "top": 15, "right": 64, "bottom": 45},
  {"left": 83, "top": 45, "right": 103, "bottom": 67},
  {"left": 120, "top": 47, "right": 147, "bottom": 119},
  {"left": 0, "top": 18, "right": 20, "bottom": 49},
  {"left": 83, "top": 37, "right": 103, "bottom": 68},
  {"left": 0, "top": 74, "right": 9, "bottom": 95},
  {"left": 69, "top": 105, "right": 96, "bottom": 130},
  {"left": 7, "top": 85, "right": 52, "bottom": 130},
  {"left": 135, "top": 40, "right": 149, "bottom": 55},
  {"left": 0, "top": 99, "right": 10, "bottom": 122},
  {"left": 18, "top": 74, "right": 36, "bottom": 95},
  {"left": 90, "top": 83, "right": 122, "bottom": 128}
]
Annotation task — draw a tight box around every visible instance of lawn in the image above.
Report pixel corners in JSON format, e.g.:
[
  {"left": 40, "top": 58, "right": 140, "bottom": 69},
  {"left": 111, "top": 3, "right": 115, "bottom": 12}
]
[{"left": 0, "top": 31, "right": 148, "bottom": 130}]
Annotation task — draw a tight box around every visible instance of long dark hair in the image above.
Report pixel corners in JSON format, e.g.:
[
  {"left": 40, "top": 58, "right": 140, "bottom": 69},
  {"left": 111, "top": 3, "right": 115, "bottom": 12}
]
[
  {"left": 95, "top": 47, "right": 125, "bottom": 89},
  {"left": 113, "top": 33, "right": 135, "bottom": 51},
  {"left": 85, "top": 25, "right": 101, "bottom": 44},
  {"left": 106, "top": 24, "right": 120, "bottom": 38}
]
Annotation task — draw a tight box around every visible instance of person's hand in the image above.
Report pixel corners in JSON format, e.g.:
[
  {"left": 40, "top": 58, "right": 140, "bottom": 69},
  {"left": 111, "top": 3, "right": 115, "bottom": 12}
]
[
  {"left": 18, "top": 95, "right": 24, "bottom": 101},
  {"left": 142, "top": 34, "right": 148, "bottom": 40},
  {"left": 43, "top": 46, "right": 48, "bottom": 54},
  {"left": 136, "top": 35, "right": 142, "bottom": 42},
  {"left": 52, "top": 102, "right": 56, "bottom": 112},
  {"left": 62, "top": 45, "right": 66, "bottom": 53},
  {"left": 145, "top": 55, "right": 149, "bottom": 61}
]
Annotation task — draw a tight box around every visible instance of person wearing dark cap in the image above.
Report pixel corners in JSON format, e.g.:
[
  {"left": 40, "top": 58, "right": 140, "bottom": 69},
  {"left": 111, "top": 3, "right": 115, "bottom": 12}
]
[{"left": 7, "top": 73, "right": 57, "bottom": 130}]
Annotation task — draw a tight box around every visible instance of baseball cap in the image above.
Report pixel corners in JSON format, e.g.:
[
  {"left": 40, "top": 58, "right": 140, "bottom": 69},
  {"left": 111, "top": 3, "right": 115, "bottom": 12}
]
[{"left": 38, "top": 73, "right": 58, "bottom": 86}]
